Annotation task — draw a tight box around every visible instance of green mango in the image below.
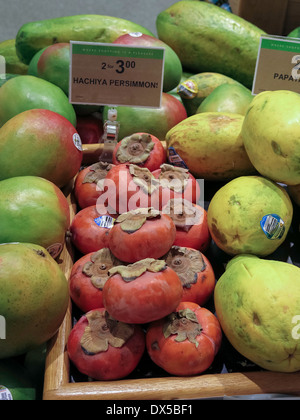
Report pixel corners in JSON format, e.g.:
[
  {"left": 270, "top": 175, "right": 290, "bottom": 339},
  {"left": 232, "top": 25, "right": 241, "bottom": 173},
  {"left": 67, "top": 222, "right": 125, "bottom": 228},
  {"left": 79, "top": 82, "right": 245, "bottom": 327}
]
[
  {"left": 27, "top": 47, "right": 48, "bottom": 77},
  {"left": 35, "top": 43, "right": 70, "bottom": 94},
  {"left": 102, "top": 92, "right": 187, "bottom": 141},
  {"left": 0, "top": 242, "right": 69, "bottom": 359},
  {"left": 196, "top": 83, "right": 254, "bottom": 116},
  {"left": 242, "top": 90, "right": 300, "bottom": 185},
  {"left": 214, "top": 254, "right": 300, "bottom": 372},
  {"left": 0, "top": 75, "right": 76, "bottom": 127}
]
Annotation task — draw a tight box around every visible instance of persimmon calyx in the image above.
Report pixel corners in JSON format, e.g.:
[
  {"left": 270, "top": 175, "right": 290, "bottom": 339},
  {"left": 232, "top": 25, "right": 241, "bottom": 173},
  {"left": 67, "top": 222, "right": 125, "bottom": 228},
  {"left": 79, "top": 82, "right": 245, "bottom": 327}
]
[
  {"left": 82, "top": 248, "right": 123, "bottom": 290},
  {"left": 108, "top": 258, "right": 167, "bottom": 282},
  {"left": 80, "top": 310, "right": 134, "bottom": 355},
  {"left": 165, "top": 246, "right": 206, "bottom": 289},
  {"left": 116, "top": 207, "right": 161, "bottom": 233},
  {"left": 163, "top": 308, "right": 202, "bottom": 347},
  {"left": 116, "top": 133, "right": 154, "bottom": 164},
  {"left": 163, "top": 198, "right": 202, "bottom": 232},
  {"left": 158, "top": 164, "right": 190, "bottom": 192},
  {"left": 129, "top": 164, "right": 159, "bottom": 194},
  {"left": 83, "top": 161, "right": 114, "bottom": 184}
]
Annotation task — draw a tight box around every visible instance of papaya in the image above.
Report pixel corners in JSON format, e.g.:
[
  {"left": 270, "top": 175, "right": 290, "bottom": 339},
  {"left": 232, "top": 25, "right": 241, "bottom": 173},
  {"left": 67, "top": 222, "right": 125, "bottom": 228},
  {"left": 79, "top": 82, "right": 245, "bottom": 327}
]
[
  {"left": 0, "top": 109, "right": 83, "bottom": 187},
  {"left": 207, "top": 176, "right": 293, "bottom": 256},
  {"left": 165, "top": 112, "right": 256, "bottom": 181},
  {"left": 156, "top": 1, "right": 266, "bottom": 88},
  {"left": 177, "top": 72, "right": 244, "bottom": 116},
  {"left": 0, "top": 39, "right": 28, "bottom": 74},
  {"left": 214, "top": 254, "right": 300, "bottom": 372},
  {"left": 196, "top": 83, "right": 254, "bottom": 116},
  {"left": 241, "top": 90, "right": 300, "bottom": 186},
  {"left": 0, "top": 176, "right": 70, "bottom": 257},
  {"left": 0, "top": 242, "right": 69, "bottom": 359},
  {"left": 0, "top": 75, "right": 76, "bottom": 127},
  {"left": 102, "top": 92, "right": 187, "bottom": 141},
  {"left": 0, "top": 358, "right": 36, "bottom": 400},
  {"left": 15, "top": 14, "right": 155, "bottom": 65}
]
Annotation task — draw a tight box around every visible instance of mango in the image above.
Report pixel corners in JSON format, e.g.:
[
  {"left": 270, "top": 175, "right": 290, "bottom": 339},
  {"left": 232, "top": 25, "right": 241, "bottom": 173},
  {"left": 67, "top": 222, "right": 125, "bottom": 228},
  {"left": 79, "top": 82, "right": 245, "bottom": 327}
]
[
  {"left": 0, "top": 176, "right": 70, "bottom": 255},
  {"left": 207, "top": 176, "right": 293, "bottom": 256},
  {"left": 0, "top": 109, "right": 83, "bottom": 187},
  {"left": 241, "top": 90, "right": 300, "bottom": 186},
  {"left": 0, "top": 75, "right": 76, "bottom": 127},
  {"left": 214, "top": 254, "right": 300, "bottom": 372},
  {"left": 177, "top": 72, "right": 243, "bottom": 116},
  {"left": 0, "top": 242, "right": 69, "bottom": 359},
  {"left": 196, "top": 83, "right": 254, "bottom": 116},
  {"left": 156, "top": 1, "right": 265, "bottom": 88},
  {"left": 102, "top": 92, "right": 187, "bottom": 141},
  {"left": 165, "top": 112, "right": 256, "bottom": 181},
  {"left": 113, "top": 33, "right": 182, "bottom": 93}
]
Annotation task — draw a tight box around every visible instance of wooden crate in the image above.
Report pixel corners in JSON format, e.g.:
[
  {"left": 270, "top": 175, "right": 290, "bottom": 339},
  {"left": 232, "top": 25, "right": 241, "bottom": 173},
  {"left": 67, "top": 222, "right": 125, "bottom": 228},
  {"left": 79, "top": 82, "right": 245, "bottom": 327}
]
[{"left": 43, "top": 144, "right": 300, "bottom": 400}]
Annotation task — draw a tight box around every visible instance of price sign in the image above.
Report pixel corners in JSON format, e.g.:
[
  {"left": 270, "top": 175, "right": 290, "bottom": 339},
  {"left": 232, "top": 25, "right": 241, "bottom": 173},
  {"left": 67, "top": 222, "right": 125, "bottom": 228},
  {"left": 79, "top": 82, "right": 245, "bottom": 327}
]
[
  {"left": 69, "top": 41, "right": 165, "bottom": 108},
  {"left": 252, "top": 35, "right": 300, "bottom": 95}
]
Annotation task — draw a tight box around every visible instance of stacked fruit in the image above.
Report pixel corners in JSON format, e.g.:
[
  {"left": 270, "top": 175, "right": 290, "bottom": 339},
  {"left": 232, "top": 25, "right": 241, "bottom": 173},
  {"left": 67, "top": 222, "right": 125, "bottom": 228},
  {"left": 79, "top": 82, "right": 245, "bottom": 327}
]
[
  {"left": 67, "top": 132, "right": 221, "bottom": 380},
  {"left": 0, "top": 0, "right": 300, "bottom": 397}
]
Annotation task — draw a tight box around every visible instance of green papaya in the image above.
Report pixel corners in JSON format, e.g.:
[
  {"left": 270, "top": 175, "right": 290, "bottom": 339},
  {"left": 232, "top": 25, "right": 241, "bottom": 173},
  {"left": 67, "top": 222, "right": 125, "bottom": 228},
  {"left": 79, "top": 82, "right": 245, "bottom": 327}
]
[
  {"left": 0, "top": 39, "right": 28, "bottom": 74},
  {"left": 15, "top": 14, "right": 155, "bottom": 64},
  {"left": 214, "top": 254, "right": 300, "bottom": 372},
  {"left": 156, "top": 1, "right": 266, "bottom": 88},
  {"left": 177, "top": 72, "right": 244, "bottom": 116}
]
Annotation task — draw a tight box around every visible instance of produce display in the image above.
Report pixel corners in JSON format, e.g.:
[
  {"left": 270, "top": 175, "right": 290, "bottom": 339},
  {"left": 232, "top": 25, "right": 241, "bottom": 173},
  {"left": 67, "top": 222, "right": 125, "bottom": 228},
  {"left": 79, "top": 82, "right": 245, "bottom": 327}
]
[{"left": 0, "top": 0, "right": 300, "bottom": 400}]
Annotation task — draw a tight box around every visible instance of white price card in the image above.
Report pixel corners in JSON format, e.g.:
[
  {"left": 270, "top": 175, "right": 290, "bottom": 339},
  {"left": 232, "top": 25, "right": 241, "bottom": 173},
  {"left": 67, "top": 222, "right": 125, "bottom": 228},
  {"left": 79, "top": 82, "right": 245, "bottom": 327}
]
[
  {"left": 69, "top": 41, "right": 165, "bottom": 108},
  {"left": 252, "top": 35, "right": 300, "bottom": 95}
]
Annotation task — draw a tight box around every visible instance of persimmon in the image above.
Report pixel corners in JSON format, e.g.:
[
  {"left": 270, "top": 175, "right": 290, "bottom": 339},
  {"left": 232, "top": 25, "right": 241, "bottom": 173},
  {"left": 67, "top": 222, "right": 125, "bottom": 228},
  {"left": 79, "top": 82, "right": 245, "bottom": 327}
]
[
  {"left": 74, "top": 161, "right": 115, "bottom": 209},
  {"left": 146, "top": 301, "right": 222, "bottom": 376},
  {"left": 112, "top": 132, "right": 166, "bottom": 172},
  {"left": 108, "top": 207, "right": 176, "bottom": 263},
  {"left": 69, "top": 205, "right": 115, "bottom": 254},
  {"left": 101, "top": 163, "right": 161, "bottom": 214},
  {"left": 162, "top": 198, "right": 211, "bottom": 252},
  {"left": 152, "top": 164, "right": 200, "bottom": 209},
  {"left": 67, "top": 308, "right": 145, "bottom": 380},
  {"left": 164, "top": 246, "right": 215, "bottom": 306},
  {"left": 102, "top": 258, "right": 183, "bottom": 324},
  {"left": 69, "top": 248, "right": 124, "bottom": 313}
]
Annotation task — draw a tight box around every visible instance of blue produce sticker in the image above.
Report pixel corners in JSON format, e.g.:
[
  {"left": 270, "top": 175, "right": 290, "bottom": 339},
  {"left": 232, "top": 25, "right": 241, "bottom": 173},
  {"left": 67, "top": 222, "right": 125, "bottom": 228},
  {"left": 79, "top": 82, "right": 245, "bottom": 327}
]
[
  {"left": 168, "top": 147, "right": 189, "bottom": 169},
  {"left": 94, "top": 215, "right": 115, "bottom": 229},
  {"left": 260, "top": 214, "right": 285, "bottom": 240}
]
